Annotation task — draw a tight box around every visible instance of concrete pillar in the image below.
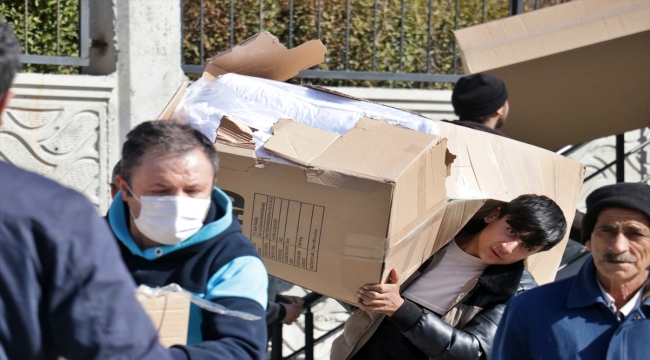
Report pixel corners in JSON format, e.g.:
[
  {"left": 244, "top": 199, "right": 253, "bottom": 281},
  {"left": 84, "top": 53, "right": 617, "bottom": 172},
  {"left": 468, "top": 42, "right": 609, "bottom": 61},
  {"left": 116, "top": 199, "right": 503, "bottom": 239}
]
[
  {"left": 113, "top": 0, "right": 187, "bottom": 143},
  {"left": 85, "top": 0, "right": 118, "bottom": 75}
]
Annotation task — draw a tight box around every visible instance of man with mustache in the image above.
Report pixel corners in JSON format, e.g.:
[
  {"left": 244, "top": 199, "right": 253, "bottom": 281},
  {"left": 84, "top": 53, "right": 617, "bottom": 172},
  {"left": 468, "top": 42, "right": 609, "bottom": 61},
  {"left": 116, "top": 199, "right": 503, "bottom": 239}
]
[{"left": 492, "top": 182, "right": 650, "bottom": 360}]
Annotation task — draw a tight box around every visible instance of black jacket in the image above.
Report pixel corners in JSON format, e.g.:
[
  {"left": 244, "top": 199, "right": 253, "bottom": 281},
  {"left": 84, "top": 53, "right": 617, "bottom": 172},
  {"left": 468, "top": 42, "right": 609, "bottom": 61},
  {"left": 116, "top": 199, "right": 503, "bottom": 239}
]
[
  {"left": 334, "top": 245, "right": 537, "bottom": 360},
  {"left": 391, "top": 261, "right": 536, "bottom": 359}
]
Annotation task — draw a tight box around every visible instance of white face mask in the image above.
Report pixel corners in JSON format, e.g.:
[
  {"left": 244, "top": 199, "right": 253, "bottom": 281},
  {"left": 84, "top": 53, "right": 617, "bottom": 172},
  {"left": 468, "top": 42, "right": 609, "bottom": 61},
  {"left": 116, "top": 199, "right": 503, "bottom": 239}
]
[{"left": 127, "top": 185, "right": 211, "bottom": 245}]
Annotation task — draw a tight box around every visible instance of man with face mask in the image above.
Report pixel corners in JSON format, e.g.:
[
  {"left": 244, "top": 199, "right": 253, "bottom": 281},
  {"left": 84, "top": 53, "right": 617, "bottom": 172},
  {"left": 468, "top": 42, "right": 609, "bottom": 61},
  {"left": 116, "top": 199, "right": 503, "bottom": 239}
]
[{"left": 108, "top": 121, "right": 268, "bottom": 359}]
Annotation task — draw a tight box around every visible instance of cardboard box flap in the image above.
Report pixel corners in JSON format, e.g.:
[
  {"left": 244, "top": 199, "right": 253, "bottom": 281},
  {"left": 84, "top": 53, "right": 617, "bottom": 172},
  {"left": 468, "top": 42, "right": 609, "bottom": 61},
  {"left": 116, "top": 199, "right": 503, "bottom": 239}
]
[
  {"left": 309, "top": 118, "right": 441, "bottom": 181},
  {"left": 264, "top": 119, "right": 341, "bottom": 166},
  {"left": 158, "top": 82, "right": 188, "bottom": 120},
  {"left": 264, "top": 118, "right": 442, "bottom": 182},
  {"left": 439, "top": 121, "right": 584, "bottom": 285},
  {"left": 203, "top": 32, "right": 326, "bottom": 82},
  {"left": 455, "top": 0, "right": 650, "bottom": 74},
  {"left": 454, "top": 0, "right": 650, "bottom": 149}
]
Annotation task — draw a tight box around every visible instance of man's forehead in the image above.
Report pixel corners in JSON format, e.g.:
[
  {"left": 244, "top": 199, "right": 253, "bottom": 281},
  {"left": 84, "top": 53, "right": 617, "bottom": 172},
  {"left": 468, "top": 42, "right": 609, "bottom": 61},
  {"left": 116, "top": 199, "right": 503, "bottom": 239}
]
[{"left": 596, "top": 208, "right": 650, "bottom": 228}]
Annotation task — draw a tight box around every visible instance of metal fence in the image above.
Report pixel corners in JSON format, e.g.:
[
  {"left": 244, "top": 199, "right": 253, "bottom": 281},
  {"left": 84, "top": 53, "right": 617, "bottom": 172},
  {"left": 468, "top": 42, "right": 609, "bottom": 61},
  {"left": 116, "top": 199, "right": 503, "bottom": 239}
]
[
  {"left": 9, "top": 0, "right": 90, "bottom": 67},
  {"left": 181, "top": 0, "right": 569, "bottom": 83}
]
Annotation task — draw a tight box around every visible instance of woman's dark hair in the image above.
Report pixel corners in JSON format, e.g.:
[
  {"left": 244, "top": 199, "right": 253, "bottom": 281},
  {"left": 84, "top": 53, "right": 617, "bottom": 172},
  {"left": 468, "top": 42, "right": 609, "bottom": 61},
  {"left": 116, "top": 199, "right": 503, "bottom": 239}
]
[
  {"left": 499, "top": 194, "right": 567, "bottom": 251},
  {"left": 121, "top": 121, "right": 219, "bottom": 184}
]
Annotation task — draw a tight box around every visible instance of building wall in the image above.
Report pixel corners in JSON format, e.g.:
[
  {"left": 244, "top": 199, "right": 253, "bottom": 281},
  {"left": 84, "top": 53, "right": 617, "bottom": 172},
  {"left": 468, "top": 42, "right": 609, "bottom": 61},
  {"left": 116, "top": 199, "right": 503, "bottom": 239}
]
[{"left": 1, "top": 73, "right": 118, "bottom": 213}]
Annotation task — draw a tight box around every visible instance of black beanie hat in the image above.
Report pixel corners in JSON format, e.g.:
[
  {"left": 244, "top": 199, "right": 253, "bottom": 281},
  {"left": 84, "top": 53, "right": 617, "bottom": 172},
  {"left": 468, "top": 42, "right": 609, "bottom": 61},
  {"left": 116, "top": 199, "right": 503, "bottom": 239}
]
[
  {"left": 452, "top": 73, "right": 508, "bottom": 120},
  {"left": 581, "top": 183, "right": 650, "bottom": 243}
]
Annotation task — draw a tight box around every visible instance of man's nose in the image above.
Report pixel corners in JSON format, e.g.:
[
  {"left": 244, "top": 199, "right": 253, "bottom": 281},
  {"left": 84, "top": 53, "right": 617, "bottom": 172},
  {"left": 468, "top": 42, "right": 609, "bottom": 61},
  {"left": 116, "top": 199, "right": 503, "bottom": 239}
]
[
  {"left": 609, "top": 231, "right": 630, "bottom": 254},
  {"left": 500, "top": 241, "right": 518, "bottom": 254}
]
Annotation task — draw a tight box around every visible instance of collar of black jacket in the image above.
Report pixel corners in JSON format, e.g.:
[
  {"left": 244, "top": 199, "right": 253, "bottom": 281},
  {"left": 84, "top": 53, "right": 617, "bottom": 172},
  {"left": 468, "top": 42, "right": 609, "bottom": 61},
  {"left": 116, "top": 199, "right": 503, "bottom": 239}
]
[
  {"left": 443, "top": 119, "right": 507, "bottom": 137},
  {"left": 478, "top": 261, "right": 526, "bottom": 297}
]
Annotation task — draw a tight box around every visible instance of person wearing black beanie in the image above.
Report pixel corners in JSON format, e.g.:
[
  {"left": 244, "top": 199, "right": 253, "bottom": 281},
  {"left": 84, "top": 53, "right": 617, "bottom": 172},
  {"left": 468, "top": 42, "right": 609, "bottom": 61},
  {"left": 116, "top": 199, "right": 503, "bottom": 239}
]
[
  {"left": 449, "top": 73, "right": 509, "bottom": 136},
  {"left": 581, "top": 182, "right": 650, "bottom": 244}
]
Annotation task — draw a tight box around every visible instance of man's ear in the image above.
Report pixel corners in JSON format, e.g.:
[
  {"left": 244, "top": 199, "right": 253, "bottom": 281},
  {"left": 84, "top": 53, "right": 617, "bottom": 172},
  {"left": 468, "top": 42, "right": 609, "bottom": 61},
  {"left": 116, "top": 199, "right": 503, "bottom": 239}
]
[
  {"left": 0, "top": 91, "right": 15, "bottom": 126},
  {"left": 115, "top": 175, "right": 130, "bottom": 202},
  {"left": 585, "top": 240, "right": 592, "bottom": 252},
  {"left": 484, "top": 207, "right": 501, "bottom": 224}
]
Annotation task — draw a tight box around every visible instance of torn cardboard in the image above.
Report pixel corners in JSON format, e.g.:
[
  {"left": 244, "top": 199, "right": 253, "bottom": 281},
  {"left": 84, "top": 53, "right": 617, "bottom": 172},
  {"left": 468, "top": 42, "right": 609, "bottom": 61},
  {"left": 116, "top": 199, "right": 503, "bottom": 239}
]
[
  {"left": 203, "top": 31, "right": 325, "bottom": 82},
  {"left": 159, "top": 32, "right": 584, "bottom": 304},
  {"left": 135, "top": 288, "right": 190, "bottom": 348},
  {"left": 158, "top": 32, "right": 326, "bottom": 120},
  {"left": 455, "top": 0, "right": 650, "bottom": 150}
]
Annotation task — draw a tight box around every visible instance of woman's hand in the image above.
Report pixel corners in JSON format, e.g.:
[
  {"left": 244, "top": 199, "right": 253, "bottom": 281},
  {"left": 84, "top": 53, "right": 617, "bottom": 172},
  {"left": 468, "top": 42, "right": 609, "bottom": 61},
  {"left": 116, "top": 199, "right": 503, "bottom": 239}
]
[{"left": 356, "top": 269, "right": 404, "bottom": 317}]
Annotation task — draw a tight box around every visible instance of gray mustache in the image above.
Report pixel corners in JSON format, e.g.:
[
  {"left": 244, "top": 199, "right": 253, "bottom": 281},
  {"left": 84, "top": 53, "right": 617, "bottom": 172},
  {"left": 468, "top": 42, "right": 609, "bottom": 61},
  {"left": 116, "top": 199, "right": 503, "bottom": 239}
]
[{"left": 602, "top": 252, "right": 636, "bottom": 263}]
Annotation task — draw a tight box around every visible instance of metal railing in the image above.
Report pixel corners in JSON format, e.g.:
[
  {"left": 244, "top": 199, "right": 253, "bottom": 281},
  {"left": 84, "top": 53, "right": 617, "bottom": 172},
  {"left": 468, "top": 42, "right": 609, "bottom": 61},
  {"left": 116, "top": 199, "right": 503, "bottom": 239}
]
[
  {"left": 181, "top": 0, "right": 568, "bottom": 82},
  {"left": 583, "top": 138, "right": 650, "bottom": 183},
  {"left": 11, "top": 0, "right": 90, "bottom": 67},
  {"left": 270, "top": 292, "right": 344, "bottom": 360}
]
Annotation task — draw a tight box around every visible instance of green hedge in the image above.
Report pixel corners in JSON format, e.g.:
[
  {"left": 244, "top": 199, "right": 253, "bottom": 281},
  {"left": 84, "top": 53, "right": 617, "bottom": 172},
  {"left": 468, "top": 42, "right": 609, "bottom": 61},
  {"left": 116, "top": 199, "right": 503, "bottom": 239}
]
[
  {"left": 182, "top": 0, "right": 520, "bottom": 88},
  {"left": 1, "top": 0, "right": 80, "bottom": 74},
  {"left": 2, "top": 0, "right": 564, "bottom": 85}
]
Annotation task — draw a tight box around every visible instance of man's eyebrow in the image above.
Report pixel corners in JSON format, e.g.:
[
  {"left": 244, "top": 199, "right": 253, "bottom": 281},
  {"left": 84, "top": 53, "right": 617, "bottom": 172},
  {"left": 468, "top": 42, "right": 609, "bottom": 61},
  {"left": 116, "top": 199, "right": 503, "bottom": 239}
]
[
  {"left": 595, "top": 223, "right": 618, "bottom": 230},
  {"left": 622, "top": 223, "right": 650, "bottom": 234}
]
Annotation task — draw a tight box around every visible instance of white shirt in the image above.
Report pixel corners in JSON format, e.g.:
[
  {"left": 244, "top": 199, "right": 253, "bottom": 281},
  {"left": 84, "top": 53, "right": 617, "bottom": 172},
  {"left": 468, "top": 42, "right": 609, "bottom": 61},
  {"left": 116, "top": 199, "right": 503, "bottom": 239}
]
[
  {"left": 403, "top": 239, "right": 488, "bottom": 315},
  {"left": 596, "top": 280, "right": 643, "bottom": 321}
]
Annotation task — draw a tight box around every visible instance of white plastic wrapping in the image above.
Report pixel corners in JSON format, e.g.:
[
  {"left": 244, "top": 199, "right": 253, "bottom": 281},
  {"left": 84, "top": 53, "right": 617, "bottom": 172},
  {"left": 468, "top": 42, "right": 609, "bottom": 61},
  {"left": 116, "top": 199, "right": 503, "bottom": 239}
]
[
  {"left": 136, "top": 284, "right": 261, "bottom": 321},
  {"left": 171, "top": 73, "right": 440, "bottom": 162}
]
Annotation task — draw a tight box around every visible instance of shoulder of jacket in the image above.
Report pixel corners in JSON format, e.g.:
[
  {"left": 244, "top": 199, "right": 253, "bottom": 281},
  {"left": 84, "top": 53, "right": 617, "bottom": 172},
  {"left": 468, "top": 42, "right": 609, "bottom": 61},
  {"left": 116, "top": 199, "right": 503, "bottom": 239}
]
[
  {"left": 203, "top": 231, "right": 261, "bottom": 271},
  {"left": 0, "top": 164, "right": 95, "bottom": 223},
  {"left": 518, "top": 269, "right": 538, "bottom": 292}
]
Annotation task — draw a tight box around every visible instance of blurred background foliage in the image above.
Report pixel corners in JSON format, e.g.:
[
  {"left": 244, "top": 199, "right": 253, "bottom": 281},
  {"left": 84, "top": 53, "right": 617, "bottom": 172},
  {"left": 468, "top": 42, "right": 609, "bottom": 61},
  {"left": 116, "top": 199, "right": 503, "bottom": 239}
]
[
  {"left": 183, "top": 0, "right": 564, "bottom": 88},
  {"left": 2, "top": 0, "right": 566, "bottom": 86},
  {"left": 1, "top": 0, "right": 80, "bottom": 74}
]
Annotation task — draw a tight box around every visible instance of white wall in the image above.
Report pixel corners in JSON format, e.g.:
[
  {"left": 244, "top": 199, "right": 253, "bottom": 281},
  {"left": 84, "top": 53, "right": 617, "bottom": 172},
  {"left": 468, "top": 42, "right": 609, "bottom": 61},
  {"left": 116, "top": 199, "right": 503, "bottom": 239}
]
[{"left": 1, "top": 73, "right": 118, "bottom": 213}]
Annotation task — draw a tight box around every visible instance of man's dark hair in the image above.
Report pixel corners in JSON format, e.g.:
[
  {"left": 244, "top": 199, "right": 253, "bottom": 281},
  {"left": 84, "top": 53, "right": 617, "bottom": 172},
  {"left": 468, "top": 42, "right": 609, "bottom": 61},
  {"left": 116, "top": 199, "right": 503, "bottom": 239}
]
[
  {"left": 0, "top": 20, "right": 21, "bottom": 96},
  {"left": 499, "top": 194, "right": 567, "bottom": 251},
  {"left": 111, "top": 159, "right": 122, "bottom": 185},
  {"left": 121, "top": 121, "right": 219, "bottom": 184}
]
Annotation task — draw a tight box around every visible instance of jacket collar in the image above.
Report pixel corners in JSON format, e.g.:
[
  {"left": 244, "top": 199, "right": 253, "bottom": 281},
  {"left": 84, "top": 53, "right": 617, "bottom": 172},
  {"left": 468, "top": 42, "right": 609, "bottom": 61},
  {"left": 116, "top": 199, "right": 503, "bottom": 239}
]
[
  {"left": 567, "top": 256, "right": 611, "bottom": 309},
  {"left": 567, "top": 257, "right": 650, "bottom": 311},
  {"left": 478, "top": 260, "right": 526, "bottom": 296},
  {"left": 107, "top": 186, "right": 233, "bottom": 260}
]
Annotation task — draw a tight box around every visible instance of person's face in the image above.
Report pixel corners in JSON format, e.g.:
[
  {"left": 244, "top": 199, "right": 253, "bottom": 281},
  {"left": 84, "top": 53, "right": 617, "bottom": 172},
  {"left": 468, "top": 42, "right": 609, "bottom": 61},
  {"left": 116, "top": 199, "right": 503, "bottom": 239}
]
[
  {"left": 116, "top": 147, "right": 215, "bottom": 219},
  {"left": 586, "top": 208, "right": 650, "bottom": 286},
  {"left": 476, "top": 208, "right": 543, "bottom": 265},
  {"left": 495, "top": 100, "right": 509, "bottom": 129}
]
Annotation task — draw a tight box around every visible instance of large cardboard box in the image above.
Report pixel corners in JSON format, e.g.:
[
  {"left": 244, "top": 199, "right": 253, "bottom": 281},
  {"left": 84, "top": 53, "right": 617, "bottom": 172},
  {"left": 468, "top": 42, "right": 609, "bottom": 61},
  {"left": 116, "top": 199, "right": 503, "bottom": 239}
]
[
  {"left": 455, "top": 0, "right": 650, "bottom": 150},
  {"left": 160, "top": 32, "right": 584, "bottom": 304}
]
